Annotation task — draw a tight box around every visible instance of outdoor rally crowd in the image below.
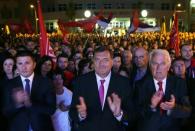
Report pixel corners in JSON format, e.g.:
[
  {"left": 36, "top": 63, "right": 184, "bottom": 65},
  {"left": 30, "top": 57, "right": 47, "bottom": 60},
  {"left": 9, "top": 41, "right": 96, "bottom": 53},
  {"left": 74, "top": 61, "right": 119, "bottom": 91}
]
[{"left": 0, "top": 31, "right": 195, "bottom": 131}]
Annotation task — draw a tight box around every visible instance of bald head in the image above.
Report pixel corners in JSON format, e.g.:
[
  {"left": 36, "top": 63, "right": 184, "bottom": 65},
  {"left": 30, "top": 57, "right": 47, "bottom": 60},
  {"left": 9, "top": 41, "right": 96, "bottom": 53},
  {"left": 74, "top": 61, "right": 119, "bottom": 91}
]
[{"left": 134, "top": 47, "right": 149, "bottom": 69}]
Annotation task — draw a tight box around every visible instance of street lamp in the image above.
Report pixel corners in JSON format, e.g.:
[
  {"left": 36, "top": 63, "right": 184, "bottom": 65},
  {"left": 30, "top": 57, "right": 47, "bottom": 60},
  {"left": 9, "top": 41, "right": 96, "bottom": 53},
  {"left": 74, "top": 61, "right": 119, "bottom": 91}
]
[
  {"left": 141, "top": 10, "right": 148, "bottom": 18},
  {"left": 84, "top": 10, "right": 91, "bottom": 18},
  {"left": 30, "top": 4, "right": 38, "bottom": 34}
]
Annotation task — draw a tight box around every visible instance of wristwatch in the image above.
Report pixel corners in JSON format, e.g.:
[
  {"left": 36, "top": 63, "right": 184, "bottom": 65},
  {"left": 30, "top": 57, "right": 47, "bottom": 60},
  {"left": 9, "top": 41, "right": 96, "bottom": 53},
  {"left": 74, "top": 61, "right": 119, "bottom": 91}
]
[{"left": 114, "top": 110, "right": 123, "bottom": 117}]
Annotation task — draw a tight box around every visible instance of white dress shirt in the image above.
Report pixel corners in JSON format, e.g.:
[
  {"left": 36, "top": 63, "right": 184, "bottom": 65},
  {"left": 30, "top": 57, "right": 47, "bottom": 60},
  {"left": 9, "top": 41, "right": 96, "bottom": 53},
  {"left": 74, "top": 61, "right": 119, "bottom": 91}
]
[
  {"left": 79, "top": 71, "right": 123, "bottom": 121},
  {"left": 95, "top": 72, "right": 111, "bottom": 109},
  {"left": 20, "top": 73, "right": 34, "bottom": 93},
  {"left": 152, "top": 77, "right": 171, "bottom": 115},
  {"left": 20, "top": 73, "right": 34, "bottom": 131},
  {"left": 153, "top": 77, "right": 167, "bottom": 93}
]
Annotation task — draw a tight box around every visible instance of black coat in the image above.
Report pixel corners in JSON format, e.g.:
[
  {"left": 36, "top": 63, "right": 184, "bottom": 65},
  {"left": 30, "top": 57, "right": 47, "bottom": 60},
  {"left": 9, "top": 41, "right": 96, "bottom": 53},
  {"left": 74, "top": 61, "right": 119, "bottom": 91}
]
[
  {"left": 69, "top": 71, "right": 133, "bottom": 131},
  {"left": 134, "top": 75, "right": 191, "bottom": 131},
  {"left": 3, "top": 75, "right": 56, "bottom": 131}
]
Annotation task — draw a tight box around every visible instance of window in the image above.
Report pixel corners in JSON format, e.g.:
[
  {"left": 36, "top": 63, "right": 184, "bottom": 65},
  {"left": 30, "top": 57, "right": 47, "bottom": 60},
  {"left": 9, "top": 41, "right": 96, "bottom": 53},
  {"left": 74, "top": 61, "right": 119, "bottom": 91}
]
[
  {"left": 104, "top": 4, "right": 112, "bottom": 9},
  {"left": 87, "top": 3, "right": 96, "bottom": 9},
  {"left": 161, "top": 3, "right": 170, "bottom": 10},
  {"left": 1, "top": 5, "right": 12, "bottom": 19},
  {"left": 145, "top": 3, "right": 154, "bottom": 9},
  {"left": 47, "top": 5, "right": 55, "bottom": 12},
  {"left": 115, "top": 22, "right": 119, "bottom": 27},
  {"left": 58, "top": 4, "right": 66, "bottom": 11},
  {"left": 117, "top": 3, "right": 125, "bottom": 9},
  {"left": 132, "top": 3, "right": 137, "bottom": 9},
  {"left": 46, "top": 22, "right": 54, "bottom": 31},
  {"left": 120, "top": 22, "right": 124, "bottom": 27},
  {"left": 75, "top": 4, "right": 82, "bottom": 10}
]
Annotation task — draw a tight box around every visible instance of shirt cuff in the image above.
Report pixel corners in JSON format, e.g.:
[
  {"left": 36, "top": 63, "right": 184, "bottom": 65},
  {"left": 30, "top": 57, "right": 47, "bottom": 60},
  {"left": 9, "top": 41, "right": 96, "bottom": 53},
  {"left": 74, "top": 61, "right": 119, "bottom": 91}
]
[
  {"left": 150, "top": 105, "right": 157, "bottom": 112},
  {"left": 167, "top": 110, "right": 172, "bottom": 116},
  {"left": 78, "top": 113, "right": 86, "bottom": 121},
  {"left": 115, "top": 110, "right": 123, "bottom": 121}
]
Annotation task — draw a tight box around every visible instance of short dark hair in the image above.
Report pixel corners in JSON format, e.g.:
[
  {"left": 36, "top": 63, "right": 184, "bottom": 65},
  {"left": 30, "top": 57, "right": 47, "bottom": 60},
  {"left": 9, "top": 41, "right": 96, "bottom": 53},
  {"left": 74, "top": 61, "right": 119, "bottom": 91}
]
[
  {"left": 94, "top": 46, "right": 113, "bottom": 58},
  {"left": 180, "top": 43, "right": 192, "bottom": 50},
  {"left": 172, "top": 57, "right": 185, "bottom": 66},
  {"left": 16, "top": 50, "right": 35, "bottom": 61},
  {"left": 52, "top": 70, "right": 66, "bottom": 82},
  {"left": 57, "top": 53, "right": 69, "bottom": 62}
]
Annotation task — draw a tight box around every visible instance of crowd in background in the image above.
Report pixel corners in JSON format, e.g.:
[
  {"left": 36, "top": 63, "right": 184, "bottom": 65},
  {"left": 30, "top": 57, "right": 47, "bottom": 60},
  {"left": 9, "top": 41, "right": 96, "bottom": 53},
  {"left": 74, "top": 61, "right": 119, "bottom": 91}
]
[{"left": 0, "top": 31, "right": 195, "bottom": 131}]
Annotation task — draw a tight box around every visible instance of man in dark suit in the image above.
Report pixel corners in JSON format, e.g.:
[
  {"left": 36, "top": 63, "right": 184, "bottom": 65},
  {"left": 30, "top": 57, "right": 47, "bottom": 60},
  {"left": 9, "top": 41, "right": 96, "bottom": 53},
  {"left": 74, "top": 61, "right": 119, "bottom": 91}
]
[
  {"left": 3, "top": 51, "right": 56, "bottom": 131},
  {"left": 130, "top": 47, "right": 150, "bottom": 87},
  {"left": 69, "top": 46, "right": 133, "bottom": 131},
  {"left": 134, "top": 49, "right": 191, "bottom": 131}
]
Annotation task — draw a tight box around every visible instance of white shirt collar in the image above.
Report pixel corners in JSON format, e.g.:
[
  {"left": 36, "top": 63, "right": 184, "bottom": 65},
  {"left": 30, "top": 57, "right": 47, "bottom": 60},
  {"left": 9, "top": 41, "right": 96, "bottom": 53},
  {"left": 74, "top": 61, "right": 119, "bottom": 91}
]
[
  {"left": 95, "top": 71, "right": 111, "bottom": 109},
  {"left": 95, "top": 71, "right": 111, "bottom": 82},
  {"left": 20, "top": 73, "right": 34, "bottom": 92},
  {"left": 20, "top": 73, "right": 34, "bottom": 83},
  {"left": 153, "top": 77, "right": 167, "bottom": 93}
]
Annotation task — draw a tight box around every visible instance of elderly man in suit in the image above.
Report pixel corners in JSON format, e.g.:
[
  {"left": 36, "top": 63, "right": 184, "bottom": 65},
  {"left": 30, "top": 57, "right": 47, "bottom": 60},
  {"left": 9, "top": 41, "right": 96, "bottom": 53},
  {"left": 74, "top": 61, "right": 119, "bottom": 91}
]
[
  {"left": 3, "top": 51, "right": 56, "bottom": 131},
  {"left": 134, "top": 49, "right": 191, "bottom": 131},
  {"left": 69, "top": 46, "right": 133, "bottom": 131}
]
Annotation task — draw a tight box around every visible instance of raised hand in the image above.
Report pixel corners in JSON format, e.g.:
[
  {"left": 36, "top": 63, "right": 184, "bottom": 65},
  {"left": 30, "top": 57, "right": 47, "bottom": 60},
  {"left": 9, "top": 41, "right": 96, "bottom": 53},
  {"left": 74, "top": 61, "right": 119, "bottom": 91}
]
[
  {"left": 151, "top": 91, "right": 164, "bottom": 108},
  {"left": 107, "top": 93, "right": 122, "bottom": 117},
  {"left": 23, "top": 91, "right": 32, "bottom": 107},
  {"left": 160, "top": 94, "right": 175, "bottom": 110},
  {"left": 58, "top": 101, "right": 70, "bottom": 112},
  {"left": 12, "top": 88, "right": 25, "bottom": 106},
  {"left": 76, "top": 97, "right": 87, "bottom": 119}
]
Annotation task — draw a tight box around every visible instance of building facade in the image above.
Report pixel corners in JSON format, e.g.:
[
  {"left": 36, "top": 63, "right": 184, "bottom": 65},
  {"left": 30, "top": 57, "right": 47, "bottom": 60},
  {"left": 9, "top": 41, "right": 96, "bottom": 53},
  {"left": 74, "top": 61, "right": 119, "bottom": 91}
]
[{"left": 0, "top": 0, "right": 194, "bottom": 32}]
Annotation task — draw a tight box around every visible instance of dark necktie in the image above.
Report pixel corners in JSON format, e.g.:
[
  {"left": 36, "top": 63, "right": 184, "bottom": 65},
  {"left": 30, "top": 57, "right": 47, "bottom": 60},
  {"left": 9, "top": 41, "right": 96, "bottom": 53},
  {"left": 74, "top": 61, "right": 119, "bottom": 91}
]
[
  {"left": 157, "top": 81, "right": 163, "bottom": 93},
  {"left": 25, "top": 79, "right": 30, "bottom": 95},
  {"left": 99, "top": 80, "right": 105, "bottom": 107},
  {"left": 157, "top": 81, "right": 164, "bottom": 115}
]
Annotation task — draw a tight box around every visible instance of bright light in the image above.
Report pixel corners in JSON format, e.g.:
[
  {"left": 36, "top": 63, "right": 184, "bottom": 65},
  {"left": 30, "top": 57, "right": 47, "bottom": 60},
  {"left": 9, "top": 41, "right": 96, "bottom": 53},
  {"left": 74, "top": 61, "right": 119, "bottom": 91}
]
[
  {"left": 30, "top": 4, "right": 34, "bottom": 9},
  {"left": 191, "top": 0, "right": 195, "bottom": 4},
  {"left": 84, "top": 10, "right": 91, "bottom": 18},
  {"left": 141, "top": 10, "right": 148, "bottom": 17},
  {"left": 177, "top": 3, "right": 181, "bottom": 7}
]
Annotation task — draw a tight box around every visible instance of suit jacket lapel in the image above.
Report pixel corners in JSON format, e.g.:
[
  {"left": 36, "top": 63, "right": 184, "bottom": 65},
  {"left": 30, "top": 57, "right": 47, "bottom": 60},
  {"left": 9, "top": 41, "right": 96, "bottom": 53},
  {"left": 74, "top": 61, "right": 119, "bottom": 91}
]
[
  {"left": 106, "top": 73, "right": 115, "bottom": 100},
  {"left": 90, "top": 72, "right": 103, "bottom": 111},
  {"left": 30, "top": 75, "right": 40, "bottom": 98},
  {"left": 14, "top": 76, "right": 23, "bottom": 90},
  {"left": 147, "top": 76, "right": 156, "bottom": 97},
  {"left": 103, "top": 73, "right": 116, "bottom": 111},
  {"left": 164, "top": 76, "right": 172, "bottom": 101}
]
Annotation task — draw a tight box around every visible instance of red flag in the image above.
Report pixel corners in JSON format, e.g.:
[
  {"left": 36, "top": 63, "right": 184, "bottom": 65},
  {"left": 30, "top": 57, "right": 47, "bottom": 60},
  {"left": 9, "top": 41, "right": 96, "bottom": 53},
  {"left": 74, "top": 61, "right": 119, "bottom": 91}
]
[
  {"left": 59, "top": 16, "right": 98, "bottom": 32},
  {"left": 128, "top": 10, "right": 139, "bottom": 33},
  {"left": 23, "top": 18, "right": 34, "bottom": 34},
  {"left": 169, "top": 13, "right": 180, "bottom": 56},
  {"left": 57, "top": 19, "right": 70, "bottom": 44},
  {"left": 37, "top": 0, "right": 56, "bottom": 58},
  {"left": 7, "top": 20, "right": 22, "bottom": 33}
]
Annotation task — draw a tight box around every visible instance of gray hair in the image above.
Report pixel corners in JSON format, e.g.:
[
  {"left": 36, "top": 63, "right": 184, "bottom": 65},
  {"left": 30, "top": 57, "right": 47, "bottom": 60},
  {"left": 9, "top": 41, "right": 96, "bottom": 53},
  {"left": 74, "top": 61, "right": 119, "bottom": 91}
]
[{"left": 149, "top": 49, "right": 171, "bottom": 67}]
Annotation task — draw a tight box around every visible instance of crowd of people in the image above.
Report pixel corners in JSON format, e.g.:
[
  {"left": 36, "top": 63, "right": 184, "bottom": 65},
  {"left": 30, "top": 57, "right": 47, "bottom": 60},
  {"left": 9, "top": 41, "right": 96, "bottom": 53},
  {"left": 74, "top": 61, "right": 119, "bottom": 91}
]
[{"left": 0, "top": 32, "right": 195, "bottom": 131}]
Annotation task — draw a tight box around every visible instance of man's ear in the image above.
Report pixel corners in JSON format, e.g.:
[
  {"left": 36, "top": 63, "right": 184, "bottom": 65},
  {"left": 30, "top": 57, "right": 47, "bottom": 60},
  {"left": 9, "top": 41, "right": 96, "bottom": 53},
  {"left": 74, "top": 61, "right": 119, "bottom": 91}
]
[{"left": 33, "top": 62, "right": 36, "bottom": 69}]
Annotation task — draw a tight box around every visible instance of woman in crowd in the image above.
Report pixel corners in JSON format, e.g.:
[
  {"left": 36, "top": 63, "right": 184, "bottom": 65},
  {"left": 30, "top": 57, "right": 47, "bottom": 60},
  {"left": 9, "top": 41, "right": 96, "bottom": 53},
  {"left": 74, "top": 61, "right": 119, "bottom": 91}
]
[
  {"left": 0, "top": 53, "right": 16, "bottom": 131},
  {"left": 35, "top": 55, "right": 54, "bottom": 79}
]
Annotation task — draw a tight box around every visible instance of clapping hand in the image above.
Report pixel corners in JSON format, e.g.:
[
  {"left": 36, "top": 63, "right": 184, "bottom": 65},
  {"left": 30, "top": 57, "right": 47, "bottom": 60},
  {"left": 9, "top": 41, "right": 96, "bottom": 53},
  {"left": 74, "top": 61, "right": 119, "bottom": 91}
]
[
  {"left": 160, "top": 94, "right": 175, "bottom": 110},
  {"left": 12, "top": 88, "right": 25, "bottom": 106},
  {"left": 151, "top": 91, "right": 164, "bottom": 108},
  {"left": 107, "top": 93, "right": 122, "bottom": 117},
  {"left": 23, "top": 91, "right": 32, "bottom": 107}
]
